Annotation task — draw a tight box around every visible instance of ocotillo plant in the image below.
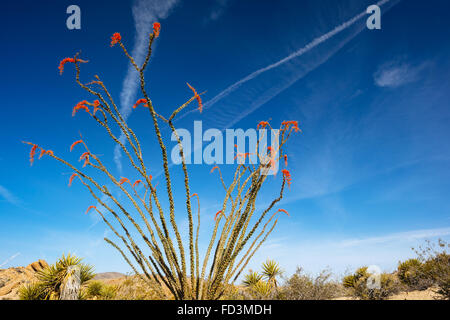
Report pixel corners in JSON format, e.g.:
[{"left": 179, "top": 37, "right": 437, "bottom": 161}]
[{"left": 24, "top": 23, "right": 299, "bottom": 300}]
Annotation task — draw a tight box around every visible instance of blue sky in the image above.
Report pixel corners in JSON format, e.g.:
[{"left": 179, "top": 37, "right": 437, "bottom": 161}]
[{"left": 1, "top": 0, "right": 450, "bottom": 278}]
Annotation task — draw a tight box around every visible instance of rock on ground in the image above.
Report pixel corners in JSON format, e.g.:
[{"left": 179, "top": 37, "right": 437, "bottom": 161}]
[{"left": 0, "top": 260, "right": 47, "bottom": 300}]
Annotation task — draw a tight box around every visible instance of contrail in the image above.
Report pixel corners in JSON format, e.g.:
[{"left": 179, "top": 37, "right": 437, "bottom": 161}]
[
  {"left": 114, "top": 0, "right": 179, "bottom": 172},
  {"left": 0, "top": 252, "right": 21, "bottom": 268},
  {"left": 179, "top": 0, "right": 392, "bottom": 121}
]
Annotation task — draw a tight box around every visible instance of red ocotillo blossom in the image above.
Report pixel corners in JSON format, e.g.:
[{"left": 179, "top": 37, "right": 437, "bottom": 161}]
[
  {"left": 257, "top": 121, "right": 269, "bottom": 129},
  {"left": 153, "top": 22, "right": 161, "bottom": 38},
  {"left": 119, "top": 177, "right": 130, "bottom": 185},
  {"left": 37, "top": 149, "right": 53, "bottom": 160},
  {"left": 70, "top": 140, "right": 83, "bottom": 152},
  {"left": 85, "top": 205, "right": 96, "bottom": 215},
  {"left": 277, "top": 208, "right": 290, "bottom": 216},
  {"left": 24, "top": 143, "right": 38, "bottom": 166},
  {"left": 190, "top": 193, "right": 198, "bottom": 198},
  {"left": 214, "top": 210, "right": 223, "bottom": 221},
  {"left": 281, "top": 120, "right": 300, "bottom": 133},
  {"left": 282, "top": 169, "right": 292, "bottom": 187},
  {"left": 132, "top": 180, "right": 142, "bottom": 188},
  {"left": 110, "top": 32, "right": 121, "bottom": 47},
  {"left": 38, "top": 149, "right": 46, "bottom": 160},
  {"left": 79, "top": 152, "right": 90, "bottom": 167},
  {"left": 284, "top": 154, "right": 288, "bottom": 167},
  {"left": 186, "top": 83, "right": 203, "bottom": 113},
  {"left": 210, "top": 166, "right": 219, "bottom": 173},
  {"left": 93, "top": 100, "right": 101, "bottom": 115},
  {"left": 58, "top": 58, "right": 75, "bottom": 75},
  {"left": 58, "top": 56, "right": 88, "bottom": 75},
  {"left": 133, "top": 98, "right": 148, "bottom": 109},
  {"left": 72, "top": 101, "right": 90, "bottom": 117},
  {"left": 68, "top": 173, "right": 78, "bottom": 187},
  {"left": 235, "top": 152, "right": 254, "bottom": 160}
]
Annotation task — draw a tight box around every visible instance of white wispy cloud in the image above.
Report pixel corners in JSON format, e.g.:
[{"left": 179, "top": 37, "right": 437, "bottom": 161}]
[
  {"left": 337, "top": 227, "right": 450, "bottom": 247},
  {"left": 0, "top": 252, "right": 21, "bottom": 268},
  {"left": 250, "top": 227, "right": 450, "bottom": 276},
  {"left": 0, "top": 184, "right": 21, "bottom": 206},
  {"left": 114, "top": 0, "right": 179, "bottom": 172},
  {"left": 374, "top": 59, "right": 430, "bottom": 88},
  {"left": 178, "top": 0, "right": 395, "bottom": 125},
  {"left": 206, "top": 0, "right": 232, "bottom": 22}
]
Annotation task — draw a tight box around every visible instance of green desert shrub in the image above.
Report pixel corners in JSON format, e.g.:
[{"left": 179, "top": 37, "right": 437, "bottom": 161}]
[
  {"left": 343, "top": 266, "right": 401, "bottom": 300},
  {"left": 113, "top": 276, "right": 160, "bottom": 300},
  {"left": 415, "top": 239, "right": 450, "bottom": 300},
  {"left": 283, "top": 267, "right": 343, "bottom": 300},
  {"left": 19, "top": 253, "right": 95, "bottom": 300},
  {"left": 397, "top": 258, "right": 431, "bottom": 290},
  {"left": 86, "top": 281, "right": 104, "bottom": 297},
  {"left": 99, "top": 284, "right": 118, "bottom": 300},
  {"left": 413, "top": 239, "right": 450, "bottom": 299},
  {"left": 19, "top": 282, "right": 48, "bottom": 300},
  {"left": 86, "top": 280, "right": 118, "bottom": 300}
]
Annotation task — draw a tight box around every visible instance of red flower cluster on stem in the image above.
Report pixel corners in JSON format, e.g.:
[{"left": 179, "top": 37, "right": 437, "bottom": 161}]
[
  {"left": 93, "top": 100, "right": 101, "bottom": 115},
  {"left": 281, "top": 120, "right": 300, "bottom": 133},
  {"left": 58, "top": 58, "right": 75, "bottom": 75},
  {"left": 132, "top": 180, "right": 142, "bottom": 188},
  {"left": 257, "top": 121, "right": 269, "bottom": 129},
  {"left": 210, "top": 166, "right": 219, "bottom": 173},
  {"left": 282, "top": 169, "right": 292, "bottom": 188},
  {"left": 68, "top": 173, "right": 78, "bottom": 187},
  {"left": 277, "top": 208, "right": 290, "bottom": 216},
  {"left": 79, "top": 152, "right": 90, "bottom": 167},
  {"left": 29, "top": 144, "right": 38, "bottom": 166},
  {"left": 70, "top": 139, "right": 83, "bottom": 152},
  {"left": 186, "top": 83, "right": 203, "bottom": 113},
  {"left": 133, "top": 98, "right": 149, "bottom": 109},
  {"left": 72, "top": 101, "right": 91, "bottom": 117},
  {"left": 153, "top": 22, "right": 161, "bottom": 38},
  {"left": 85, "top": 205, "right": 96, "bottom": 215},
  {"left": 110, "top": 32, "right": 122, "bottom": 47},
  {"left": 119, "top": 177, "right": 130, "bottom": 185},
  {"left": 58, "top": 56, "right": 88, "bottom": 75},
  {"left": 214, "top": 210, "right": 223, "bottom": 221}
]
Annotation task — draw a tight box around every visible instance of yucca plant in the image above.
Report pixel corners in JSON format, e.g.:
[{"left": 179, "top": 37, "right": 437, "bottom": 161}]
[
  {"left": 251, "top": 280, "right": 273, "bottom": 298},
  {"left": 24, "top": 22, "right": 299, "bottom": 299},
  {"left": 18, "top": 282, "right": 47, "bottom": 300},
  {"left": 242, "top": 271, "right": 263, "bottom": 287},
  {"left": 19, "top": 253, "right": 94, "bottom": 300},
  {"left": 261, "top": 259, "right": 283, "bottom": 289}
]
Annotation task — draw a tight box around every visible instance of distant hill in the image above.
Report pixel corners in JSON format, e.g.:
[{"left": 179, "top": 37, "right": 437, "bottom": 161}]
[{"left": 94, "top": 272, "right": 125, "bottom": 280}]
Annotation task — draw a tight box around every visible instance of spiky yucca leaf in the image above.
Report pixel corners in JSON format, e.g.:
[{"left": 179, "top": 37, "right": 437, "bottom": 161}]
[
  {"left": 19, "top": 282, "right": 48, "bottom": 300},
  {"left": 261, "top": 260, "right": 283, "bottom": 287},
  {"left": 242, "top": 271, "right": 262, "bottom": 287},
  {"left": 252, "top": 280, "right": 273, "bottom": 298}
]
